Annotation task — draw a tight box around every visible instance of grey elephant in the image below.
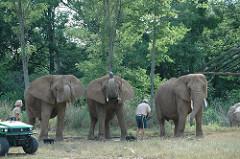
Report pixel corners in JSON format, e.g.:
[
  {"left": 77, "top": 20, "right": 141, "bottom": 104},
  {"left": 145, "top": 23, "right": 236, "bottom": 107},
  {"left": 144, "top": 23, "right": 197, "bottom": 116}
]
[
  {"left": 228, "top": 103, "right": 240, "bottom": 127},
  {"left": 155, "top": 74, "right": 208, "bottom": 137},
  {"left": 24, "top": 75, "right": 85, "bottom": 141},
  {"left": 86, "top": 72, "right": 134, "bottom": 141}
]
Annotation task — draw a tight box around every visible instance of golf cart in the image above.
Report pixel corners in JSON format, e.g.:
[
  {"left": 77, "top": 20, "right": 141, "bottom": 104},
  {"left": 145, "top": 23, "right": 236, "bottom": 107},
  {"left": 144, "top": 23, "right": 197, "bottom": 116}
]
[{"left": 0, "top": 120, "right": 38, "bottom": 156}]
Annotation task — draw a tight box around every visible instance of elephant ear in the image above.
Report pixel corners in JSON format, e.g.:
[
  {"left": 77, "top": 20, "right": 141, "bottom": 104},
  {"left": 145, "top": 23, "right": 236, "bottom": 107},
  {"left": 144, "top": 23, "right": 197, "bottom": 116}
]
[
  {"left": 114, "top": 76, "right": 134, "bottom": 102},
  {"left": 65, "top": 75, "right": 85, "bottom": 102},
  {"left": 173, "top": 75, "right": 191, "bottom": 102},
  {"left": 29, "top": 75, "right": 55, "bottom": 104},
  {"left": 199, "top": 74, "right": 208, "bottom": 98},
  {"left": 86, "top": 75, "right": 109, "bottom": 104}
]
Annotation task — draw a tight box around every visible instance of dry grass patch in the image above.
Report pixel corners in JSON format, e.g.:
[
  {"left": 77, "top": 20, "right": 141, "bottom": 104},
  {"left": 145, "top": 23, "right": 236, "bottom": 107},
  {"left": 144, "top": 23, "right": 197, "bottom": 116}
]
[{"left": 3, "top": 129, "right": 240, "bottom": 159}]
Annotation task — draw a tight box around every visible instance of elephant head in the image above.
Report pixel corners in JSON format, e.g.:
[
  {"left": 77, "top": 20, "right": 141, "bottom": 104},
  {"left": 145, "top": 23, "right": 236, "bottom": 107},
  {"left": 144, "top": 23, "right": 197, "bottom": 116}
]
[
  {"left": 173, "top": 74, "right": 208, "bottom": 126},
  {"left": 86, "top": 72, "right": 134, "bottom": 104},
  {"left": 29, "top": 75, "right": 85, "bottom": 104},
  {"left": 228, "top": 103, "right": 240, "bottom": 126}
]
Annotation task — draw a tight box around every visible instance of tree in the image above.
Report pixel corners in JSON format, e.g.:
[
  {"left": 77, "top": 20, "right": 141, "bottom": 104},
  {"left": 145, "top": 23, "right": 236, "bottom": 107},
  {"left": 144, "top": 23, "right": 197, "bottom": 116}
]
[
  {"left": 123, "top": 0, "right": 188, "bottom": 105},
  {"left": 1, "top": 0, "right": 47, "bottom": 87},
  {"left": 62, "top": 0, "right": 122, "bottom": 72}
]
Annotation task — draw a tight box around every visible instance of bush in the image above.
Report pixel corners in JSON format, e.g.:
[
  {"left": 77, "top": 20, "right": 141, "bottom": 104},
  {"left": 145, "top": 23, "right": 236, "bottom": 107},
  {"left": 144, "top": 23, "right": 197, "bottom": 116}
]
[
  {"left": 203, "top": 98, "right": 233, "bottom": 126},
  {"left": 64, "top": 102, "right": 90, "bottom": 129},
  {"left": 0, "top": 100, "right": 12, "bottom": 121}
]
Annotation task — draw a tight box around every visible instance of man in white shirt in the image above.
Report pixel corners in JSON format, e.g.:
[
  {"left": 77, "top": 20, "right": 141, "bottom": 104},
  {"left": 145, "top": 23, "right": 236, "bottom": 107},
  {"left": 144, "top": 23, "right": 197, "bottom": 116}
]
[{"left": 135, "top": 99, "right": 151, "bottom": 140}]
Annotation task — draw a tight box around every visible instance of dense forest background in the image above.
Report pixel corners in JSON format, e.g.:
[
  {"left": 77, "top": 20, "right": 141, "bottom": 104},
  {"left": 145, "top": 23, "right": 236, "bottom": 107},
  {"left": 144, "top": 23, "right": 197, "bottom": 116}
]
[{"left": 0, "top": 0, "right": 239, "bottom": 127}]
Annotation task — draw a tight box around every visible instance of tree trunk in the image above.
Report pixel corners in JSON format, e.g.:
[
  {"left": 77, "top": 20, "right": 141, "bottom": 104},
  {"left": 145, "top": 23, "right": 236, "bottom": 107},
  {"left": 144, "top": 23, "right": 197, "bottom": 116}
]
[
  {"left": 150, "top": 26, "right": 156, "bottom": 106},
  {"left": 56, "top": 47, "right": 61, "bottom": 74},
  {"left": 48, "top": 7, "right": 55, "bottom": 74},
  {"left": 105, "top": 0, "right": 120, "bottom": 72},
  {"left": 18, "top": 2, "right": 29, "bottom": 88}
]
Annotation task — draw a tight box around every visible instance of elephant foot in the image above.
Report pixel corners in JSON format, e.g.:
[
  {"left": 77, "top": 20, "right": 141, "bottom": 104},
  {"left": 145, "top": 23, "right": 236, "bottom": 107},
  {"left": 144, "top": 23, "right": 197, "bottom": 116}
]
[
  {"left": 160, "top": 133, "right": 165, "bottom": 137},
  {"left": 97, "top": 135, "right": 105, "bottom": 141},
  {"left": 56, "top": 133, "right": 64, "bottom": 141},
  {"left": 88, "top": 135, "right": 96, "bottom": 140},
  {"left": 120, "top": 136, "right": 126, "bottom": 141},
  {"left": 105, "top": 135, "right": 112, "bottom": 139},
  {"left": 174, "top": 132, "right": 184, "bottom": 138},
  {"left": 38, "top": 135, "right": 48, "bottom": 142},
  {"left": 56, "top": 137, "right": 64, "bottom": 142},
  {"left": 196, "top": 132, "right": 203, "bottom": 137}
]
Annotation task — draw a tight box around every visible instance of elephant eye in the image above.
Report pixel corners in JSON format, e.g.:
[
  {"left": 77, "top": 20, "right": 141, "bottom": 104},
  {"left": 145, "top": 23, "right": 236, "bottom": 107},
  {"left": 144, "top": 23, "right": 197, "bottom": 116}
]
[{"left": 52, "top": 87, "right": 57, "bottom": 91}]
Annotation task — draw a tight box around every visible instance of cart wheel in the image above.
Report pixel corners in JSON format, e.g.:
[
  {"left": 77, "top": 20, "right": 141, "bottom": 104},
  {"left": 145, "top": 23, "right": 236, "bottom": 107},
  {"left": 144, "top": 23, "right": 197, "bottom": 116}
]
[
  {"left": 0, "top": 137, "right": 10, "bottom": 156},
  {"left": 23, "top": 136, "right": 38, "bottom": 154}
]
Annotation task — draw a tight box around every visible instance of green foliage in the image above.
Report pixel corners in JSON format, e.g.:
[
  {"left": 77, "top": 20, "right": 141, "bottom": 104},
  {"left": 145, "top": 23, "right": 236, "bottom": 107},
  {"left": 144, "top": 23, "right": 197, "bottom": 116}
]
[
  {"left": 0, "top": 0, "right": 240, "bottom": 130},
  {"left": 0, "top": 71, "right": 24, "bottom": 102},
  {"left": 0, "top": 100, "right": 12, "bottom": 120},
  {"left": 20, "top": 110, "right": 28, "bottom": 123}
]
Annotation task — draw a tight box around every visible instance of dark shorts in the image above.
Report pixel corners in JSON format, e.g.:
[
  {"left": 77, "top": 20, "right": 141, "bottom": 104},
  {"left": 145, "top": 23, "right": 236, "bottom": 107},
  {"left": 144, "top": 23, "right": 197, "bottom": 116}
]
[
  {"left": 136, "top": 115, "right": 147, "bottom": 129},
  {"left": 10, "top": 117, "right": 17, "bottom": 121}
]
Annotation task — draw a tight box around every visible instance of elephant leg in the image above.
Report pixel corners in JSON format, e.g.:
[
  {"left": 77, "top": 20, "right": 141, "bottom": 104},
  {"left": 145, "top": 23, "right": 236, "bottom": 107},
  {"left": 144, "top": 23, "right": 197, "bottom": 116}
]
[
  {"left": 157, "top": 116, "right": 165, "bottom": 137},
  {"left": 175, "top": 99, "right": 191, "bottom": 137},
  {"left": 56, "top": 103, "right": 67, "bottom": 141},
  {"left": 175, "top": 101, "right": 188, "bottom": 137},
  {"left": 175, "top": 114, "right": 187, "bottom": 137},
  {"left": 88, "top": 117, "right": 97, "bottom": 140},
  {"left": 116, "top": 104, "right": 127, "bottom": 141},
  {"left": 195, "top": 106, "right": 203, "bottom": 137},
  {"left": 26, "top": 108, "right": 36, "bottom": 126},
  {"left": 39, "top": 104, "right": 52, "bottom": 141},
  {"left": 105, "top": 119, "right": 112, "bottom": 139},
  {"left": 96, "top": 105, "right": 106, "bottom": 141},
  {"left": 173, "top": 119, "right": 178, "bottom": 136}
]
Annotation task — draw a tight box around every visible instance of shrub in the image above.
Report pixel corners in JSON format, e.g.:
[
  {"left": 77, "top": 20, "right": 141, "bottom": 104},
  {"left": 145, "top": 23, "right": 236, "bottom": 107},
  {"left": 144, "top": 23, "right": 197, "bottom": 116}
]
[
  {"left": 64, "top": 103, "right": 90, "bottom": 129},
  {"left": 203, "top": 98, "right": 233, "bottom": 126},
  {"left": 0, "top": 100, "right": 13, "bottom": 120}
]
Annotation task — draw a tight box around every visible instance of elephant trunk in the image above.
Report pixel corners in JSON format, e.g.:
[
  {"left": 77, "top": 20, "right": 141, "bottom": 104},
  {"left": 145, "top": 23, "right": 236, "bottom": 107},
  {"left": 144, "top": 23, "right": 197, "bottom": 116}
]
[
  {"left": 63, "top": 85, "right": 71, "bottom": 103},
  {"left": 62, "top": 76, "right": 71, "bottom": 103},
  {"left": 108, "top": 78, "right": 118, "bottom": 98},
  {"left": 190, "top": 91, "right": 205, "bottom": 126}
]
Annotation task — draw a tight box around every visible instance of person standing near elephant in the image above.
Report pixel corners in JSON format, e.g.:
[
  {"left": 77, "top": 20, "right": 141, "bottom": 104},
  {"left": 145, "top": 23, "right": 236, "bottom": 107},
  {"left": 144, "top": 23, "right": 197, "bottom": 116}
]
[
  {"left": 135, "top": 99, "right": 151, "bottom": 140},
  {"left": 11, "top": 99, "right": 23, "bottom": 121}
]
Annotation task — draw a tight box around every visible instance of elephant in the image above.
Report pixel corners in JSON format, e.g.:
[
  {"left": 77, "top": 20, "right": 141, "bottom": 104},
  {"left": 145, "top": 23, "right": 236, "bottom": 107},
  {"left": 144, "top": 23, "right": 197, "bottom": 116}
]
[
  {"left": 86, "top": 72, "right": 134, "bottom": 141},
  {"left": 24, "top": 75, "right": 85, "bottom": 141},
  {"left": 155, "top": 74, "right": 208, "bottom": 137},
  {"left": 228, "top": 103, "right": 240, "bottom": 127}
]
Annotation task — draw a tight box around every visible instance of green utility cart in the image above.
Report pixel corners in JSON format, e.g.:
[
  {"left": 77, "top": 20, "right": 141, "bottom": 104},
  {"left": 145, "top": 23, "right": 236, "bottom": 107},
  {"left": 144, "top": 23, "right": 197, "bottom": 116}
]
[{"left": 0, "top": 121, "right": 38, "bottom": 156}]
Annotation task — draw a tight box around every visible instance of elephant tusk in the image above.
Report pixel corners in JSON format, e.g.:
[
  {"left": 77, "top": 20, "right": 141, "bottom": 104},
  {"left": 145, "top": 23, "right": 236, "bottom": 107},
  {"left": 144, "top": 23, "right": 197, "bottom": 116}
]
[
  {"left": 117, "top": 97, "right": 122, "bottom": 104},
  {"left": 204, "top": 99, "right": 208, "bottom": 108},
  {"left": 191, "top": 100, "right": 193, "bottom": 109},
  {"left": 233, "top": 108, "right": 240, "bottom": 114}
]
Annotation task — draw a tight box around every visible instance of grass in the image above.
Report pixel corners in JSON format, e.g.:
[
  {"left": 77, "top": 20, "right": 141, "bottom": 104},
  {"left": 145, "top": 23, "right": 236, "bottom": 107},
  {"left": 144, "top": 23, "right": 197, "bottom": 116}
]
[
  {"left": 1, "top": 99, "right": 239, "bottom": 158},
  {"left": 2, "top": 126, "right": 240, "bottom": 159}
]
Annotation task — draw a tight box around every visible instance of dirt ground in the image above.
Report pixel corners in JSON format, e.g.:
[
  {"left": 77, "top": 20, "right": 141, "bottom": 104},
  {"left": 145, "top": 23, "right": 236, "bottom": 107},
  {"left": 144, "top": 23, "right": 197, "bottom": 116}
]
[{"left": 3, "top": 128, "right": 240, "bottom": 159}]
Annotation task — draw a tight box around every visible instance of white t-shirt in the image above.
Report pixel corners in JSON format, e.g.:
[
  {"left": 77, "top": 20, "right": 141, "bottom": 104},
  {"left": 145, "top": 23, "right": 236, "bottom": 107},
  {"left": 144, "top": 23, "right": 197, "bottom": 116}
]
[
  {"left": 136, "top": 103, "right": 151, "bottom": 116},
  {"left": 12, "top": 107, "right": 21, "bottom": 118}
]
